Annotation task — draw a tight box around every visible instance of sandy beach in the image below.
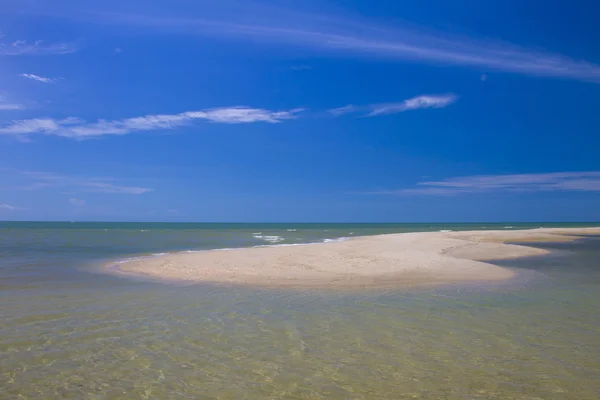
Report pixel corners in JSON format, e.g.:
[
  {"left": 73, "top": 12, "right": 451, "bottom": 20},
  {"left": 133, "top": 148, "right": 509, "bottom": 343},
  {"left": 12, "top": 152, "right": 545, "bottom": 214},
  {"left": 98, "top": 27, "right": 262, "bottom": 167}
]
[{"left": 110, "top": 227, "right": 600, "bottom": 288}]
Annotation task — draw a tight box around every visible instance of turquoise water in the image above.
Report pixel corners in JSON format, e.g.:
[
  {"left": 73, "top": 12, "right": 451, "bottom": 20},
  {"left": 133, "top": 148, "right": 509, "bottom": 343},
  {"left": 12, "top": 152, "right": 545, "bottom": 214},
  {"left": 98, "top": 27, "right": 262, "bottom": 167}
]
[{"left": 1, "top": 222, "right": 600, "bottom": 399}]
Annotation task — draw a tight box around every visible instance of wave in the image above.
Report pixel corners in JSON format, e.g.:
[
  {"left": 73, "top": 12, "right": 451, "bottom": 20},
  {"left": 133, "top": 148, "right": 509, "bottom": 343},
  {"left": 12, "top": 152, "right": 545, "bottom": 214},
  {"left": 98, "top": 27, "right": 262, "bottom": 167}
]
[
  {"left": 439, "top": 230, "right": 453, "bottom": 232},
  {"left": 115, "top": 255, "right": 157, "bottom": 264},
  {"left": 323, "top": 238, "right": 347, "bottom": 243},
  {"left": 253, "top": 237, "right": 348, "bottom": 248},
  {"left": 252, "top": 243, "right": 307, "bottom": 249},
  {"left": 253, "top": 234, "right": 284, "bottom": 243},
  {"left": 112, "top": 236, "right": 351, "bottom": 266}
]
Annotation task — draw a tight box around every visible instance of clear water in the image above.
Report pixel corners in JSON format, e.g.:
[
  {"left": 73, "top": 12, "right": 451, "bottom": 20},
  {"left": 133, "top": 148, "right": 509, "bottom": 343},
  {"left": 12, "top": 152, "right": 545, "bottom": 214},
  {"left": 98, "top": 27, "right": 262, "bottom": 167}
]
[{"left": 1, "top": 222, "right": 599, "bottom": 399}]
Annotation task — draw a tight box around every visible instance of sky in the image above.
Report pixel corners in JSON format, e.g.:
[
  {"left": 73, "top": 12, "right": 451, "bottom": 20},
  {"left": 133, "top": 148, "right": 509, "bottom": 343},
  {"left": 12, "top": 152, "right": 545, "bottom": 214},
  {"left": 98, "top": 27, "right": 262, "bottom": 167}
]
[{"left": 1, "top": 0, "right": 600, "bottom": 222}]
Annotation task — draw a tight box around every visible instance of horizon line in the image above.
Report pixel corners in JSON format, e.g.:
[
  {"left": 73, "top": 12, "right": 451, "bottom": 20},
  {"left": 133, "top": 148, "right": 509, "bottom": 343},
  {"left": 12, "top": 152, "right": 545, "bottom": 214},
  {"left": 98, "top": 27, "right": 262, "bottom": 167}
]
[{"left": 1, "top": 220, "right": 599, "bottom": 224}]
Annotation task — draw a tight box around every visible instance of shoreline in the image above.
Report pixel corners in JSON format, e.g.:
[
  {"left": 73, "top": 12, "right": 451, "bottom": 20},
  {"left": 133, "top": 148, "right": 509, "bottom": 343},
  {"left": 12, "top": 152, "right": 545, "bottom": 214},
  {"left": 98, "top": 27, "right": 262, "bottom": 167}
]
[{"left": 106, "top": 227, "right": 600, "bottom": 289}]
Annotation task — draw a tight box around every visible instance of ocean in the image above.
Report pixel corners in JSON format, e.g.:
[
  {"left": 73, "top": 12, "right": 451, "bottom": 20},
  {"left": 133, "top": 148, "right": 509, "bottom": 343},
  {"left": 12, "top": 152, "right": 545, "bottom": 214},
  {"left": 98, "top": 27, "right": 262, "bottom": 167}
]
[{"left": 1, "top": 222, "right": 599, "bottom": 399}]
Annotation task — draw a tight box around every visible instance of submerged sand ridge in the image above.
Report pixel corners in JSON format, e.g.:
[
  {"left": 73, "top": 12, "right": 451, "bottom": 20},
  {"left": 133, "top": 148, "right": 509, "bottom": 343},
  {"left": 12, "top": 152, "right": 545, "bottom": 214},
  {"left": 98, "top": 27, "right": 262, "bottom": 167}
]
[{"left": 109, "top": 228, "right": 600, "bottom": 289}]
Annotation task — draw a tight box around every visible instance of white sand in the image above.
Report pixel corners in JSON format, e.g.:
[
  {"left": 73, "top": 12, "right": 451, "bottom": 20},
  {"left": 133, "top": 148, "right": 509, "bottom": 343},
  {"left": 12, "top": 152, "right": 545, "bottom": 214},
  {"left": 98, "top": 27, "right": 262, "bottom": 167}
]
[{"left": 109, "top": 228, "right": 600, "bottom": 289}]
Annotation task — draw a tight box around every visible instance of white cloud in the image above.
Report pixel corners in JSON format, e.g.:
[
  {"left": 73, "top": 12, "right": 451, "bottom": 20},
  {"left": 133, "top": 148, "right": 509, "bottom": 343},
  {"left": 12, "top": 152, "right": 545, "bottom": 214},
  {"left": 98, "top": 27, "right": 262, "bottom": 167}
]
[
  {"left": 87, "top": 8, "right": 600, "bottom": 83},
  {"left": 84, "top": 182, "right": 152, "bottom": 194},
  {"left": 0, "top": 106, "right": 304, "bottom": 138},
  {"left": 69, "top": 198, "right": 86, "bottom": 206},
  {"left": 192, "top": 107, "right": 304, "bottom": 124},
  {"left": 0, "top": 203, "right": 23, "bottom": 211},
  {"left": 0, "top": 103, "right": 23, "bottom": 111},
  {"left": 0, "top": 95, "right": 23, "bottom": 110},
  {"left": 20, "top": 73, "right": 56, "bottom": 83},
  {"left": 377, "top": 172, "right": 600, "bottom": 195},
  {"left": 329, "top": 94, "right": 457, "bottom": 117},
  {"left": 4, "top": 169, "right": 153, "bottom": 195},
  {"left": 328, "top": 105, "right": 357, "bottom": 116},
  {"left": 367, "top": 94, "right": 457, "bottom": 116},
  {"left": 0, "top": 118, "right": 58, "bottom": 133},
  {"left": 0, "top": 38, "right": 77, "bottom": 56}
]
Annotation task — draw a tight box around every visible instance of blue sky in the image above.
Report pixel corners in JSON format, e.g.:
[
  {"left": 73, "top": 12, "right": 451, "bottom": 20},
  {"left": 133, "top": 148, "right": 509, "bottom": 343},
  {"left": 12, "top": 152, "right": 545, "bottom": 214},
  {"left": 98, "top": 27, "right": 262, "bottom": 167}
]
[{"left": 1, "top": 0, "right": 600, "bottom": 222}]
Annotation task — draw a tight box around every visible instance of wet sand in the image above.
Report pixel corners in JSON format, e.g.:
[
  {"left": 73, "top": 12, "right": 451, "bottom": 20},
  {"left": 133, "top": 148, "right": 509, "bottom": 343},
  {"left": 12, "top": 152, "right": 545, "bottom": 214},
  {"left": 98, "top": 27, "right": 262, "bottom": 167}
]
[{"left": 109, "top": 228, "right": 600, "bottom": 288}]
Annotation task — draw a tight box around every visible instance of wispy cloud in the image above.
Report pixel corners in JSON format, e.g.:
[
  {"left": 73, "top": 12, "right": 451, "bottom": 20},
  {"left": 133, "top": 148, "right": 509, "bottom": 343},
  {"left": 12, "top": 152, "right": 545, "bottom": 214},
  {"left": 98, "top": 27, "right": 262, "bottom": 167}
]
[
  {"left": 367, "top": 94, "right": 457, "bottom": 116},
  {"left": 0, "top": 95, "right": 23, "bottom": 111},
  {"left": 4, "top": 169, "right": 153, "bottom": 195},
  {"left": 0, "top": 203, "right": 23, "bottom": 211},
  {"left": 84, "top": 182, "right": 152, "bottom": 194},
  {"left": 0, "top": 38, "right": 77, "bottom": 56},
  {"left": 328, "top": 94, "right": 457, "bottom": 117},
  {"left": 82, "top": 6, "right": 600, "bottom": 83},
  {"left": 0, "top": 106, "right": 304, "bottom": 139},
  {"left": 20, "top": 73, "right": 56, "bottom": 83},
  {"left": 0, "top": 103, "right": 23, "bottom": 111},
  {"left": 328, "top": 104, "right": 357, "bottom": 116},
  {"left": 377, "top": 172, "right": 600, "bottom": 195},
  {"left": 69, "top": 198, "right": 86, "bottom": 206}
]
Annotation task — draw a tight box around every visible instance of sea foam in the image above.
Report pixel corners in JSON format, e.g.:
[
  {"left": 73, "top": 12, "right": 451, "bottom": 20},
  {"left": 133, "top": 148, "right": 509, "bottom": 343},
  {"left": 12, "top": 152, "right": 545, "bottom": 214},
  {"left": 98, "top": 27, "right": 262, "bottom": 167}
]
[{"left": 253, "top": 235, "right": 285, "bottom": 243}]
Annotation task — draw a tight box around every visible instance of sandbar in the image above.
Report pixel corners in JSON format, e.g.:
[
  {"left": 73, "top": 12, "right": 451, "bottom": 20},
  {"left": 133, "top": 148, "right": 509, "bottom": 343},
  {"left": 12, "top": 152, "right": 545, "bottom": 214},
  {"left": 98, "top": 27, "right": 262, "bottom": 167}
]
[{"left": 108, "top": 227, "right": 600, "bottom": 289}]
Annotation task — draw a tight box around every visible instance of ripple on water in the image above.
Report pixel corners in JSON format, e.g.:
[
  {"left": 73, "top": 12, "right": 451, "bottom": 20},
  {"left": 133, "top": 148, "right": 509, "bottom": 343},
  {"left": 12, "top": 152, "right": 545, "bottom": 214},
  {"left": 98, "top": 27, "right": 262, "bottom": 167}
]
[
  {"left": 2, "top": 235, "right": 600, "bottom": 399},
  {"left": 1, "top": 279, "right": 600, "bottom": 399}
]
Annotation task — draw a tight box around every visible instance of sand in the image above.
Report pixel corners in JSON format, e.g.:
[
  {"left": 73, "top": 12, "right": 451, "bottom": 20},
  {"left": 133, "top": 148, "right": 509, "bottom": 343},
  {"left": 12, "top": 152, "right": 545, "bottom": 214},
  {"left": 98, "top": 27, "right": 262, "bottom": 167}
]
[{"left": 109, "top": 227, "right": 600, "bottom": 289}]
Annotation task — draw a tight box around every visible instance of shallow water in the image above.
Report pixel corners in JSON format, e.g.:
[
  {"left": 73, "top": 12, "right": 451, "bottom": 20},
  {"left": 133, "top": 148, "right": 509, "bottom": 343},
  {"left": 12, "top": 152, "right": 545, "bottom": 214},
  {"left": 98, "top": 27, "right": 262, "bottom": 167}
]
[{"left": 1, "top": 223, "right": 600, "bottom": 399}]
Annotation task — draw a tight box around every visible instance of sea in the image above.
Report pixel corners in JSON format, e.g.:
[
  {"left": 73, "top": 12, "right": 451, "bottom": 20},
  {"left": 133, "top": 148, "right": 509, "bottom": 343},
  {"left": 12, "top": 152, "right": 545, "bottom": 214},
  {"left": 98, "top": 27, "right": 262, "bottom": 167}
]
[{"left": 1, "top": 222, "right": 599, "bottom": 399}]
